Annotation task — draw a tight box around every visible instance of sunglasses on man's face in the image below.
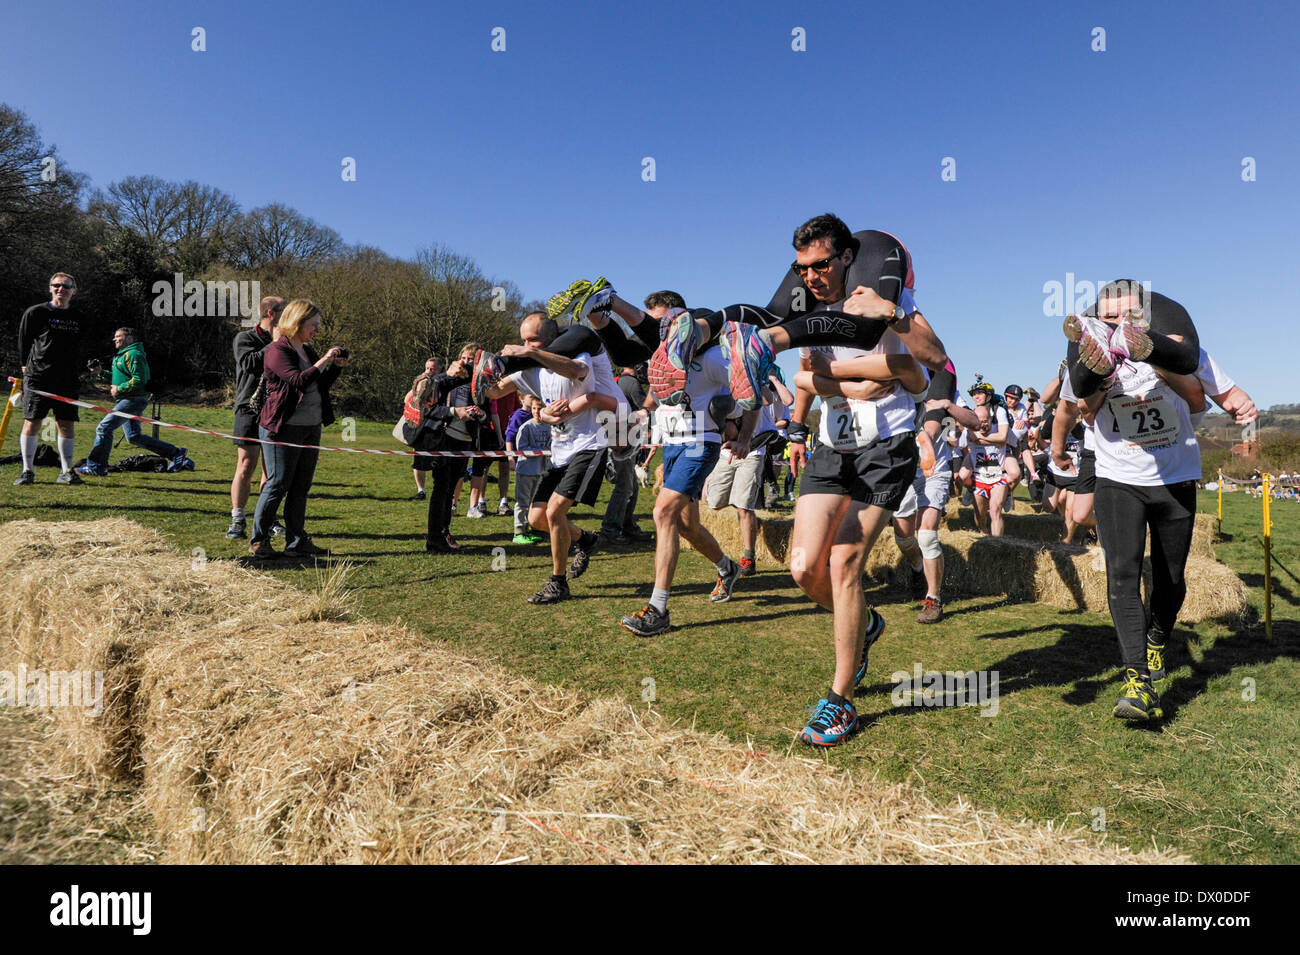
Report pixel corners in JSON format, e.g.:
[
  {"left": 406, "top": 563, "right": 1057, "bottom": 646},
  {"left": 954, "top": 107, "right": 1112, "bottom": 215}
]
[
  {"left": 790, "top": 255, "right": 840, "bottom": 277},
  {"left": 51, "top": 284, "right": 72, "bottom": 290}
]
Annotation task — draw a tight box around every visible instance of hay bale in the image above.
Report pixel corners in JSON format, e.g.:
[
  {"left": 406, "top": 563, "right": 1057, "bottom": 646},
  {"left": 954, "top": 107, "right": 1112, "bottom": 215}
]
[
  {"left": 0, "top": 518, "right": 1186, "bottom": 865},
  {"left": 697, "top": 506, "right": 793, "bottom": 563}
]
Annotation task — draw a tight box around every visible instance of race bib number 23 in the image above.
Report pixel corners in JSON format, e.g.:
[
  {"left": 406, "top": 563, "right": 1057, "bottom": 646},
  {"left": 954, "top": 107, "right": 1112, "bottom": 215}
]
[{"left": 1108, "top": 391, "right": 1177, "bottom": 450}]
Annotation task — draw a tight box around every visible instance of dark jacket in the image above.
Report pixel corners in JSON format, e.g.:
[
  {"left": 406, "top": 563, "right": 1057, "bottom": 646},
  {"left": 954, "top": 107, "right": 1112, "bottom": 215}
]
[
  {"left": 259, "top": 337, "right": 343, "bottom": 434},
  {"left": 233, "top": 325, "right": 273, "bottom": 412}
]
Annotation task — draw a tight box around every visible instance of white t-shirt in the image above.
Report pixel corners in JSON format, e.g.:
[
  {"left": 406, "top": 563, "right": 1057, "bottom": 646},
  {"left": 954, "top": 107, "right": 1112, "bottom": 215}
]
[
  {"left": 1061, "top": 361, "right": 1201, "bottom": 486},
  {"left": 801, "top": 329, "right": 920, "bottom": 452},
  {"left": 655, "top": 345, "right": 731, "bottom": 446},
  {"left": 969, "top": 405, "right": 1010, "bottom": 483},
  {"left": 929, "top": 391, "right": 971, "bottom": 472},
  {"left": 1196, "top": 349, "right": 1235, "bottom": 398},
  {"left": 508, "top": 352, "right": 616, "bottom": 467}
]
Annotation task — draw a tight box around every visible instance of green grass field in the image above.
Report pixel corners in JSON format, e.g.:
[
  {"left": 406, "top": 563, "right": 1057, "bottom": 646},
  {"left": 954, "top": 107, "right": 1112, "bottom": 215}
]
[{"left": 3, "top": 402, "right": 1297, "bottom": 863}]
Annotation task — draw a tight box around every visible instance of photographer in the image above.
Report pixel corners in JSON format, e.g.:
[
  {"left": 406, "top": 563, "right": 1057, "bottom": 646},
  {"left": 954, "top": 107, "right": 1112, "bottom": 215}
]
[
  {"left": 425, "top": 343, "right": 489, "bottom": 553},
  {"left": 75, "top": 328, "right": 193, "bottom": 477},
  {"left": 249, "top": 300, "right": 347, "bottom": 559}
]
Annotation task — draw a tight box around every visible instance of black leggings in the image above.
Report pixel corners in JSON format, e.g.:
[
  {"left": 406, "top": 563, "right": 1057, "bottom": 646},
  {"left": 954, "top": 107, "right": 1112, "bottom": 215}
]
[
  {"left": 501, "top": 321, "right": 662, "bottom": 375},
  {"left": 704, "top": 304, "right": 892, "bottom": 353},
  {"left": 426, "top": 437, "right": 472, "bottom": 541},
  {"left": 1068, "top": 291, "right": 1201, "bottom": 398},
  {"left": 1094, "top": 477, "right": 1197, "bottom": 673},
  {"left": 765, "top": 229, "right": 911, "bottom": 320}
]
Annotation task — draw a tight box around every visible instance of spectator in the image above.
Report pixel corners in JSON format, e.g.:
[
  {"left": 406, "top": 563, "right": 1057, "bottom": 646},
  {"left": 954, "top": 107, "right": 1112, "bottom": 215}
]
[
  {"left": 249, "top": 300, "right": 347, "bottom": 559},
  {"left": 403, "top": 356, "right": 442, "bottom": 501},
  {"left": 227, "top": 296, "right": 285, "bottom": 537},
  {"left": 492, "top": 387, "right": 521, "bottom": 515},
  {"left": 425, "top": 344, "right": 489, "bottom": 552},
  {"left": 509, "top": 395, "right": 551, "bottom": 543},
  {"left": 75, "top": 328, "right": 193, "bottom": 476},
  {"left": 14, "top": 272, "right": 85, "bottom": 486}
]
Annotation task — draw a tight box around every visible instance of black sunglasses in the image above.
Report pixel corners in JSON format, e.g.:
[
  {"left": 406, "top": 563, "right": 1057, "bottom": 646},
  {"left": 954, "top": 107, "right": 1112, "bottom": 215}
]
[
  {"left": 50, "top": 283, "right": 73, "bottom": 289},
  {"left": 790, "top": 255, "right": 840, "bottom": 277}
]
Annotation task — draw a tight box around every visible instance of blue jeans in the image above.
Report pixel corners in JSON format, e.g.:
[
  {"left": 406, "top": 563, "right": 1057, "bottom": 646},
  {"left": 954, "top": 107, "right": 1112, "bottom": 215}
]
[
  {"left": 87, "top": 395, "right": 180, "bottom": 467},
  {"left": 252, "top": 424, "right": 322, "bottom": 548},
  {"left": 602, "top": 453, "right": 640, "bottom": 535}
]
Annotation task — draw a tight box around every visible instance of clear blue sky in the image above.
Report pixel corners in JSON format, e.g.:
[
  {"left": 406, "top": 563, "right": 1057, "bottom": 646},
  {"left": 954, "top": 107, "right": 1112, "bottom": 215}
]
[{"left": 4, "top": 0, "right": 1297, "bottom": 406}]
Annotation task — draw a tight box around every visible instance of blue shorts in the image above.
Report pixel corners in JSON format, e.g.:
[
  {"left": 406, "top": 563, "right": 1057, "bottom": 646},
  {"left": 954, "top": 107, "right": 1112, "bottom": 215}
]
[{"left": 662, "top": 442, "right": 722, "bottom": 500}]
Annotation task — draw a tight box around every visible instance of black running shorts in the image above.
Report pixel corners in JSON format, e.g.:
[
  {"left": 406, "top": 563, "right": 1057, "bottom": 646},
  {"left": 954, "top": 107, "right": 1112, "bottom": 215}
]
[
  {"left": 23, "top": 383, "right": 79, "bottom": 422},
  {"left": 1075, "top": 449, "right": 1097, "bottom": 495},
  {"left": 534, "top": 448, "right": 608, "bottom": 507},
  {"left": 799, "top": 431, "right": 918, "bottom": 508}
]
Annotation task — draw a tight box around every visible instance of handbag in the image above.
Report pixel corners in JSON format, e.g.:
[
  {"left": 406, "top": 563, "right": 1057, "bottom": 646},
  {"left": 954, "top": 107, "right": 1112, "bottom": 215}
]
[{"left": 248, "top": 374, "right": 268, "bottom": 416}]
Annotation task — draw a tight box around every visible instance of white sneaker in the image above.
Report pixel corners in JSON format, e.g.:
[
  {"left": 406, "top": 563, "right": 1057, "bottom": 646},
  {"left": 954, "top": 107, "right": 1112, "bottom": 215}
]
[
  {"left": 467, "top": 504, "right": 486, "bottom": 519},
  {"left": 497, "top": 498, "right": 511, "bottom": 515}
]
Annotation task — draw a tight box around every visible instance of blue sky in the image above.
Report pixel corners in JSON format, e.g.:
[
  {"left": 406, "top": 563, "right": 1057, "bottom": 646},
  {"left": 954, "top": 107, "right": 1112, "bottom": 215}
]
[{"left": 4, "top": 0, "right": 1297, "bottom": 406}]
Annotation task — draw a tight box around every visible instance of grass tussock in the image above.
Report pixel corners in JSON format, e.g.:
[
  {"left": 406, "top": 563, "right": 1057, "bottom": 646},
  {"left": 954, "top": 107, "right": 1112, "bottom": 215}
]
[{"left": 0, "top": 518, "right": 1187, "bottom": 865}]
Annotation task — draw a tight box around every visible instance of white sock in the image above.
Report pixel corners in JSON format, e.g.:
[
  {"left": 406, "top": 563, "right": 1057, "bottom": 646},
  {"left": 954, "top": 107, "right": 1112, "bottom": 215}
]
[
  {"left": 19, "top": 433, "right": 37, "bottom": 471},
  {"left": 57, "top": 436, "right": 75, "bottom": 472},
  {"left": 232, "top": 507, "right": 245, "bottom": 520},
  {"left": 650, "top": 588, "right": 669, "bottom": 613},
  {"left": 715, "top": 556, "right": 733, "bottom": 575}
]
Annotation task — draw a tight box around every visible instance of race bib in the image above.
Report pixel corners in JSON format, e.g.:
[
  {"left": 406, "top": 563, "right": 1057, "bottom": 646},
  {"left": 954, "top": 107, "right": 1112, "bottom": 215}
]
[
  {"left": 1108, "top": 391, "right": 1178, "bottom": 450},
  {"left": 973, "top": 448, "right": 1003, "bottom": 482},
  {"left": 656, "top": 405, "right": 694, "bottom": 443},
  {"left": 825, "top": 397, "right": 879, "bottom": 451}
]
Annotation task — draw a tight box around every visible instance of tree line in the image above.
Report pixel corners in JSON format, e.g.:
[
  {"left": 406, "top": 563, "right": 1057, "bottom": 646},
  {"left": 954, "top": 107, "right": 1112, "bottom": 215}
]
[{"left": 1, "top": 104, "right": 538, "bottom": 420}]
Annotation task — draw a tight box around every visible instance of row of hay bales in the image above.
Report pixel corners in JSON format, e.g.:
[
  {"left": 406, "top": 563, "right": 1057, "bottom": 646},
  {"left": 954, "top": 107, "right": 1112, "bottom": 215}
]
[
  {"left": 0, "top": 518, "right": 1184, "bottom": 864},
  {"left": 697, "top": 500, "right": 1248, "bottom": 624}
]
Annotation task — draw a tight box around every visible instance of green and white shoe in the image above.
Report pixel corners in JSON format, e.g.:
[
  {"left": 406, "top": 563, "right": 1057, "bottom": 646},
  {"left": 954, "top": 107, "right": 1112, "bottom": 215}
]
[
  {"left": 547, "top": 277, "right": 612, "bottom": 323},
  {"left": 1114, "top": 668, "right": 1163, "bottom": 721}
]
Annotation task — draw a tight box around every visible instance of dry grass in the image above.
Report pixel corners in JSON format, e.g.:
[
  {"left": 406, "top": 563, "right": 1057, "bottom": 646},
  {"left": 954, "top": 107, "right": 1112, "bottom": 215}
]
[
  {"left": 0, "top": 518, "right": 1189, "bottom": 865},
  {"left": 697, "top": 503, "right": 1248, "bottom": 624}
]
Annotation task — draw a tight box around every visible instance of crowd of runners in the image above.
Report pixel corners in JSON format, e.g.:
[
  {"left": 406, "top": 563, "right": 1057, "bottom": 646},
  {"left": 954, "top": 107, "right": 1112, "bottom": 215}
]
[{"left": 12, "top": 212, "right": 1262, "bottom": 745}]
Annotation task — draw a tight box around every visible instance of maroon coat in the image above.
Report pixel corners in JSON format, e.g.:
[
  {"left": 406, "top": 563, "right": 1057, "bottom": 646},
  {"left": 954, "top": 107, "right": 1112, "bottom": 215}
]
[{"left": 259, "top": 337, "right": 343, "bottom": 434}]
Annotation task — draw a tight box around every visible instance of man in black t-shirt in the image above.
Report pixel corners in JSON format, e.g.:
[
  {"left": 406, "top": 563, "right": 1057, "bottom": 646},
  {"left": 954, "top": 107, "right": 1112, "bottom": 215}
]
[
  {"left": 14, "top": 273, "right": 85, "bottom": 486},
  {"left": 226, "top": 296, "right": 286, "bottom": 537}
]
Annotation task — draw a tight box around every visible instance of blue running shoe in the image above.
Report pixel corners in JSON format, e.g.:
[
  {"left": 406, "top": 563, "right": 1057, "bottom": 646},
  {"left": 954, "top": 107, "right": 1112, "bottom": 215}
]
[
  {"left": 799, "top": 697, "right": 859, "bottom": 747},
  {"left": 724, "top": 322, "right": 775, "bottom": 411},
  {"left": 854, "top": 607, "right": 887, "bottom": 687},
  {"left": 648, "top": 310, "right": 697, "bottom": 406}
]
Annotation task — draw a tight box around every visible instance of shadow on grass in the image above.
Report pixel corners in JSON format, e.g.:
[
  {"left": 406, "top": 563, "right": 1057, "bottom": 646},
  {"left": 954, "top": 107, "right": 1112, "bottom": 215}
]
[{"left": 1240, "top": 573, "right": 1299, "bottom": 607}]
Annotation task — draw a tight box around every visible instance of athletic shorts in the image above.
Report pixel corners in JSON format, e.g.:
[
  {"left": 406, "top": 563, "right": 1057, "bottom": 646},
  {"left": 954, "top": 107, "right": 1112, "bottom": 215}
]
[
  {"left": 534, "top": 448, "right": 608, "bottom": 507},
  {"left": 467, "top": 457, "right": 495, "bottom": 477},
  {"left": 799, "top": 431, "right": 918, "bottom": 508},
  {"left": 663, "top": 442, "right": 722, "bottom": 500},
  {"left": 974, "top": 478, "right": 1005, "bottom": 497},
  {"left": 705, "top": 451, "right": 763, "bottom": 511},
  {"left": 915, "top": 464, "right": 953, "bottom": 512},
  {"left": 1047, "top": 471, "right": 1077, "bottom": 492},
  {"left": 1075, "top": 449, "right": 1096, "bottom": 495},
  {"left": 233, "top": 409, "right": 261, "bottom": 449},
  {"left": 23, "top": 385, "right": 79, "bottom": 423}
]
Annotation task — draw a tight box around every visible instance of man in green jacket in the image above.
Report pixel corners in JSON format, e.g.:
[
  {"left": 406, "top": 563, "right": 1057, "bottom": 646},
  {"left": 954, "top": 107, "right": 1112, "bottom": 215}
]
[{"left": 75, "top": 328, "right": 194, "bottom": 476}]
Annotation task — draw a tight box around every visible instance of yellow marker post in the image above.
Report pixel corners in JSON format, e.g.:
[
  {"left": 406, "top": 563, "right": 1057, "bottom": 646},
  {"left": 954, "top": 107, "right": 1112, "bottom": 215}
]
[
  {"left": 1217, "top": 468, "right": 1223, "bottom": 529},
  {"left": 0, "top": 378, "right": 21, "bottom": 453},
  {"left": 1263, "top": 472, "right": 1273, "bottom": 639}
]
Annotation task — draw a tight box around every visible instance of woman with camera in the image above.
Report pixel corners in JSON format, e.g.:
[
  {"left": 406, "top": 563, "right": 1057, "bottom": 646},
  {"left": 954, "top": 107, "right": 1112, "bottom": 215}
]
[
  {"left": 250, "top": 299, "right": 348, "bottom": 559},
  {"left": 424, "top": 343, "right": 491, "bottom": 553}
]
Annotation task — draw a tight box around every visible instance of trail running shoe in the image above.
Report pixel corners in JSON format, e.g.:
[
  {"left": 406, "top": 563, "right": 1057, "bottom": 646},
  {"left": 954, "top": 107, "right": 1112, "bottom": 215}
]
[
  {"left": 573, "top": 281, "right": 614, "bottom": 324},
  {"left": 56, "top": 470, "right": 83, "bottom": 485},
  {"left": 226, "top": 519, "right": 247, "bottom": 539},
  {"left": 528, "top": 576, "right": 570, "bottom": 605},
  {"left": 738, "top": 556, "right": 756, "bottom": 577},
  {"left": 917, "top": 430, "right": 937, "bottom": 477},
  {"left": 799, "top": 697, "right": 859, "bottom": 747},
  {"left": 917, "top": 596, "right": 944, "bottom": 624},
  {"left": 1146, "top": 627, "right": 1168, "bottom": 683},
  {"left": 854, "top": 607, "right": 887, "bottom": 687},
  {"left": 546, "top": 278, "right": 610, "bottom": 322},
  {"left": 1110, "top": 312, "right": 1154, "bottom": 364},
  {"left": 471, "top": 348, "right": 505, "bottom": 406},
  {"left": 723, "top": 322, "right": 775, "bottom": 412},
  {"left": 709, "top": 558, "right": 742, "bottom": 603},
  {"left": 1063, "top": 314, "right": 1116, "bottom": 377},
  {"left": 569, "top": 530, "right": 600, "bottom": 579},
  {"left": 1113, "top": 668, "right": 1163, "bottom": 721},
  {"left": 512, "top": 532, "right": 535, "bottom": 545},
  {"left": 620, "top": 603, "right": 671, "bottom": 638},
  {"left": 13, "top": 470, "right": 34, "bottom": 486},
  {"left": 648, "top": 310, "right": 697, "bottom": 405},
  {"left": 497, "top": 498, "right": 511, "bottom": 515}
]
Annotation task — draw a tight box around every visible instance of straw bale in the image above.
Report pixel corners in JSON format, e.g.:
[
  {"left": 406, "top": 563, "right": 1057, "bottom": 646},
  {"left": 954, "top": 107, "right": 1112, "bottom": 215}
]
[{"left": 0, "top": 519, "right": 1187, "bottom": 864}]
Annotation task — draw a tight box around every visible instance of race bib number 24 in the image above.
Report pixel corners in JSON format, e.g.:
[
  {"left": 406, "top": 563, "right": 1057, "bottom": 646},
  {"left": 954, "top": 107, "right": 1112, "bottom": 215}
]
[{"left": 826, "top": 397, "right": 879, "bottom": 451}]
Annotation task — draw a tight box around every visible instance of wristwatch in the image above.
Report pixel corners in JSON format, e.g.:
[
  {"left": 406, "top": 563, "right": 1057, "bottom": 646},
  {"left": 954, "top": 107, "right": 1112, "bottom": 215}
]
[{"left": 888, "top": 304, "right": 905, "bottom": 324}]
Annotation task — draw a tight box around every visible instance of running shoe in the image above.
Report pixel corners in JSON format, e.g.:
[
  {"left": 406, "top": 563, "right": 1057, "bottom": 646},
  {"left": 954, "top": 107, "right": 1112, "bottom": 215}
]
[
  {"left": 1113, "top": 668, "right": 1163, "bottom": 721},
  {"left": 648, "top": 310, "right": 697, "bottom": 405},
  {"left": 225, "top": 519, "right": 247, "bottom": 539},
  {"left": 569, "top": 530, "right": 600, "bottom": 579},
  {"left": 74, "top": 463, "right": 109, "bottom": 477},
  {"left": 12, "top": 470, "right": 34, "bottom": 486},
  {"left": 410, "top": 490, "right": 426, "bottom": 501},
  {"left": 496, "top": 498, "right": 511, "bottom": 516},
  {"left": 1110, "top": 312, "right": 1154, "bottom": 364},
  {"left": 573, "top": 281, "right": 614, "bottom": 324},
  {"left": 917, "top": 431, "right": 937, "bottom": 478},
  {"left": 1063, "top": 314, "right": 1116, "bottom": 378},
  {"left": 1145, "top": 627, "right": 1168, "bottom": 683},
  {"left": 854, "top": 607, "right": 887, "bottom": 687},
  {"left": 709, "top": 558, "right": 742, "bottom": 603},
  {"left": 471, "top": 349, "right": 505, "bottom": 406},
  {"left": 546, "top": 278, "right": 611, "bottom": 322},
  {"left": 466, "top": 503, "right": 486, "bottom": 519},
  {"left": 723, "top": 322, "right": 775, "bottom": 412},
  {"left": 620, "top": 603, "right": 671, "bottom": 638},
  {"left": 799, "top": 697, "right": 859, "bottom": 747},
  {"left": 167, "top": 448, "right": 193, "bottom": 473},
  {"left": 56, "top": 470, "right": 83, "bottom": 485},
  {"left": 528, "top": 576, "right": 571, "bottom": 605},
  {"left": 917, "top": 596, "right": 944, "bottom": 624},
  {"left": 738, "top": 556, "right": 756, "bottom": 577},
  {"left": 512, "top": 532, "right": 535, "bottom": 545}
]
